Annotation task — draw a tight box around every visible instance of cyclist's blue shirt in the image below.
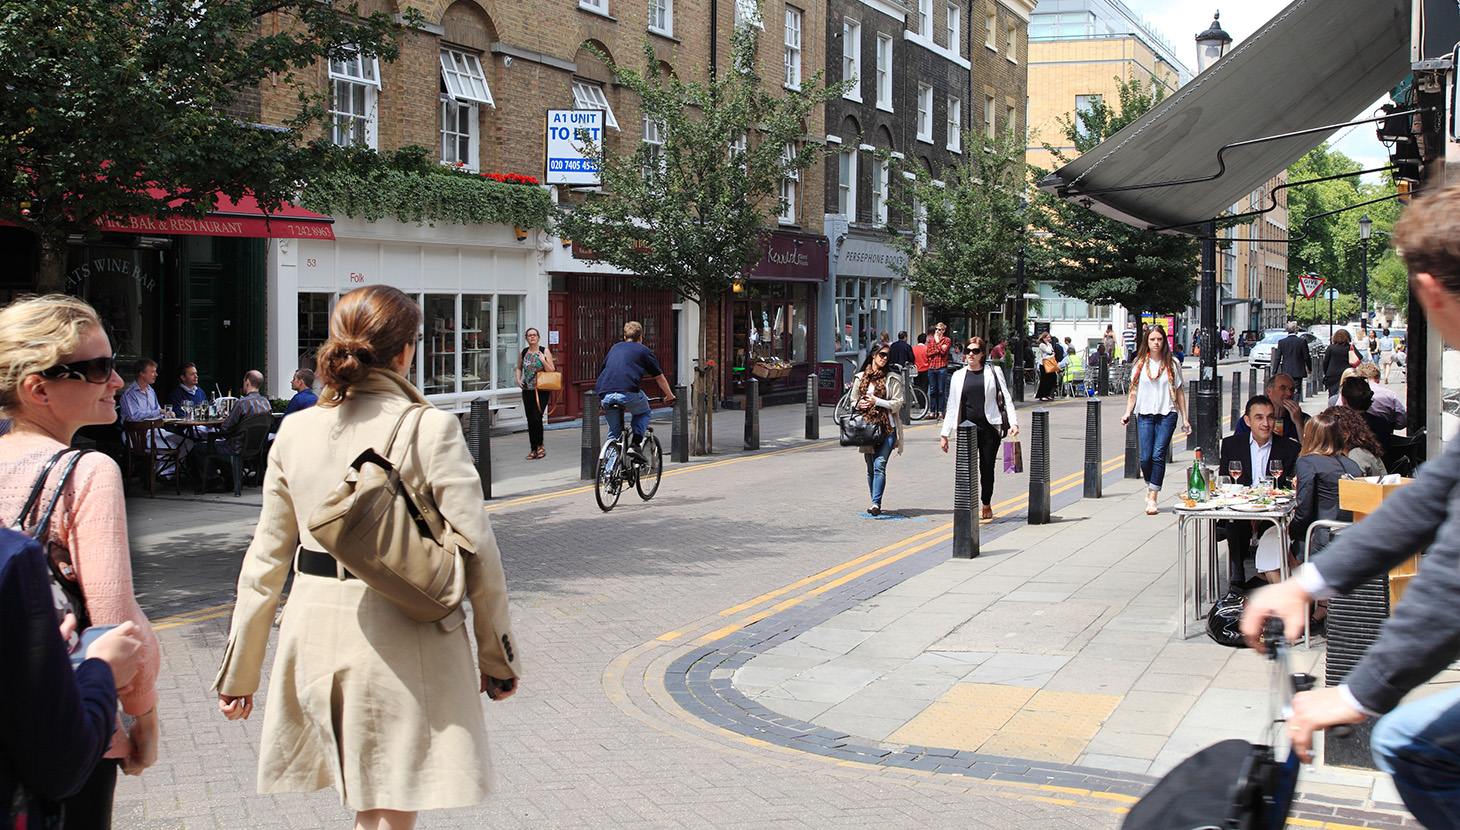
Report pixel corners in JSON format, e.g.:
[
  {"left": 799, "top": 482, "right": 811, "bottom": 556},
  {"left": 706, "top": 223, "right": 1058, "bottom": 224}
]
[{"left": 595, "top": 341, "right": 663, "bottom": 395}]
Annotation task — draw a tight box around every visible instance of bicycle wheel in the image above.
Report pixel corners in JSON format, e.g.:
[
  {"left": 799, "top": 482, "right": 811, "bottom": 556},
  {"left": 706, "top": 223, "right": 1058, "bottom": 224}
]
[
  {"left": 594, "top": 440, "right": 623, "bottom": 512},
  {"left": 636, "top": 433, "right": 663, "bottom": 500},
  {"left": 910, "top": 385, "right": 930, "bottom": 420},
  {"left": 834, "top": 390, "right": 853, "bottom": 423}
]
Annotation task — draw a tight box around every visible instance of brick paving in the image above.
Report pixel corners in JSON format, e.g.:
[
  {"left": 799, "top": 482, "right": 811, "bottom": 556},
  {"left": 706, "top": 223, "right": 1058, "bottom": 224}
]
[{"left": 107, "top": 374, "right": 1423, "bottom": 828}]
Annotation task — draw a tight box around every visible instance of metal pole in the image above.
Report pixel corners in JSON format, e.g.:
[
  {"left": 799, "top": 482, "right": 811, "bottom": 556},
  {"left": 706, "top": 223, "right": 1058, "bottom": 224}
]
[
  {"left": 468, "top": 399, "right": 492, "bottom": 500},
  {"left": 899, "top": 366, "right": 912, "bottom": 425},
  {"left": 1231, "top": 372, "right": 1241, "bottom": 430},
  {"left": 1028, "top": 407, "right": 1051, "bottom": 524},
  {"left": 952, "top": 421, "right": 979, "bottom": 558},
  {"left": 1197, "top": 221, "right": 1220, "bottom": 461},
  {"left": 744, "top": 377, "right": 759, "bottom": 451},
  {"left": 580, "top": 390, "right": 599, "bottom": 480},
  {"left": 1361, "top": 235, "right": 1370, "bottom": 328},
  {"left": 672, "top": 384, "right": 689, "bottom": 463},
  {"left": 1012, "top": 247, "right": 1026, "bottom": 403},
  {"left": 1083, "top": 398, "right": 1101, "bottom": 498},
  {"left": 1125, "top": 413, "right": 1141, "bottom": 479},
  {"left": 804, "top": 375, "right": 819, "bottom": 440}
]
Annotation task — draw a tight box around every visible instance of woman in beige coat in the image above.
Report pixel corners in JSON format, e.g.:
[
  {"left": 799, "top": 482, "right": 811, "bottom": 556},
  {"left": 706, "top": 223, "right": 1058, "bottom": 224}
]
[
  {"left": 849, "top": 345, "right": 904, "bottom": 515},
  {"left": 214, "top": 285, "right": 520, "bottom": 830}
]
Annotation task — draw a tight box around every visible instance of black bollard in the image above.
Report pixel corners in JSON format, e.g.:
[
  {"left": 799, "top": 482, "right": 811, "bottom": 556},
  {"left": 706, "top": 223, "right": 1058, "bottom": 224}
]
[
  {"left": 1084, "top": 398, "right": 1102, "bottom": 499},
  {"left": 1125, "top": 414, "right": 1141, "bottom": 479},
  {"left": 468, "top": 399, "right": 492, "bottom": 500},
  {"left": 1028, "top": 408, "right": 1051, "bottom": 524},
  {"left": 805, "top": 375, "right": 819, "bottom": 440},
  {"left": 952, "top": 420, "right": 979, "bottom": 559},
  {"left": 900, "top": 366, "right": 912, "bottom": 425},
  {"left": 1250, "top": 366, "right": 1259, "bottom": 400},
  {"left": 581, "top": 390, "right": 599, "bottom": 480},
  {"left": 672, "top": 384, "right": 689, "bottom": 463},
  {"left": 1097, "top": 359, "right": 1109, "bottom": 397},
  {"left": 744, "top": 377, "right": 760, "bottom": 451},
  {"left": 1231, "top": 372, "right": 1242, "bottom": 429}
]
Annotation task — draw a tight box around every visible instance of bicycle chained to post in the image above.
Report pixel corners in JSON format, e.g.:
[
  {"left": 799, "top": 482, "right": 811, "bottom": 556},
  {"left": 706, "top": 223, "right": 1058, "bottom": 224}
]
[{"left": 593, "top": 321, "right": 675, "bottom": 512}]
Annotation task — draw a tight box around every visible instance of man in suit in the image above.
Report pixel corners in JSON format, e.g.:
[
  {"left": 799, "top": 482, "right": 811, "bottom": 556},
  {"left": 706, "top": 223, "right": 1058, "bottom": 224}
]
[
  {"left": 887, "top": 331, "right": 915, "bottom": 372},
  {"left": 1232, "top": 374, "right": 1308, "bottom": 445},
  {"left": 1275, "top": 321, "right": 1312, "bottom": 394},
  {"left": 1220, "top": 395, "right": 1301, "bottom": 594}
]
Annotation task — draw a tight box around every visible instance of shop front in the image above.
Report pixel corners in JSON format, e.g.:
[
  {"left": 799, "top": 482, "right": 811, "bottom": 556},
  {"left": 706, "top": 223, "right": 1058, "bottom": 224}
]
[
  {"left": 280, "top": 216, "right": 546, "bottom": 413},
  {"left": 827, "top": 232, "right": 909, "bottom": 381},
  {"left": 726, "top": 230, "right": 828, "bottom": 401}
]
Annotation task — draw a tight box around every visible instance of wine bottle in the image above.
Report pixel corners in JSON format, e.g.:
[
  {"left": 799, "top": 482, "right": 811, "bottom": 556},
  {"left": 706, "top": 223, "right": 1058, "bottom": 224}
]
[{"left": 1189, "top": 449, "right": 1208, "bottom": 502}]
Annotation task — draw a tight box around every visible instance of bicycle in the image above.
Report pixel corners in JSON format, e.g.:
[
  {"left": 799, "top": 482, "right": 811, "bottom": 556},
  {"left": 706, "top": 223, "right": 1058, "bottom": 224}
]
[
  {"left": 594, "top": 400, "right": 664, "bottom": 512},
  {"left": 834, "top": 379, "right": 929, "bottom": 422}
]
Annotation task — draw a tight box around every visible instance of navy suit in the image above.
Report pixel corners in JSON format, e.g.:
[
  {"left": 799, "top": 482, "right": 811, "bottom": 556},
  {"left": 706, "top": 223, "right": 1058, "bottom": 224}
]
[{"left": 1218, "top": 432, "right": 1300, "bottom": 590}]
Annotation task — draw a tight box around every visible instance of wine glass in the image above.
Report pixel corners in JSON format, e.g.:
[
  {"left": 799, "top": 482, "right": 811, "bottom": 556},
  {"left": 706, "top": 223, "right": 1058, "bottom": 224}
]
[
  {"left": 1269, "top": 458, "right": 1284, "bottom": 481},
  {"left": 1228, "top": 459, "right": 1243, "bottom": 484}
]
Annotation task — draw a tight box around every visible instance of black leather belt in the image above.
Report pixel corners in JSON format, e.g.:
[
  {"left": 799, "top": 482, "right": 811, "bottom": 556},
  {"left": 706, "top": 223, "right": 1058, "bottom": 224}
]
[{"left": 296, "top": 548, "right": 357, "bottom": 579}]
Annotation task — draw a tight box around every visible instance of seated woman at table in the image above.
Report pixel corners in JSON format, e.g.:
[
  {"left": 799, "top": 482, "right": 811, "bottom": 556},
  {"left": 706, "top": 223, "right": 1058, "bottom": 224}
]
[
  {"left": 1268, "top": 410, "right": 1361, "bottom": 589},
  {"left": 1330, "top": 405, "right": 1386, "bottom": 478}
]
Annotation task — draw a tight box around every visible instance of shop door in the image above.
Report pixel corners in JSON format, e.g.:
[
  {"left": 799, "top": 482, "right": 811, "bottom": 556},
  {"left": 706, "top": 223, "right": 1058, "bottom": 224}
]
[
  {"left": 182, "top": 237, "right": 265, "bottom": 396},
  {"left": 548, "top": 290, "right": 573, "bottom": 420}
]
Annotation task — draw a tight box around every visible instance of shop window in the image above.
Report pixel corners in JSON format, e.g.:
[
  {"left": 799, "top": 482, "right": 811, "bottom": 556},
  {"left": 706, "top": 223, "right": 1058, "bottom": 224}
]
[
  {"left": 329, "top": 52, "right": 379, "bottom": 148},
  {"left": 835, "top": 276, "right": 893, "bottom": 354},
  {"left": 731, "top": 282, "right": 813, "bottom": 394},
  {"left": 423, "top": 294, "right": 459, "bottom": 395},
  {"left": 420, "top": 292, "right": 525, "bottom": 397},
  {"left": 298, "top": 293, "right": 333, "bottom": 370},
  {"left": 493, "top": 294, "right": 522, "bottom": 391}
]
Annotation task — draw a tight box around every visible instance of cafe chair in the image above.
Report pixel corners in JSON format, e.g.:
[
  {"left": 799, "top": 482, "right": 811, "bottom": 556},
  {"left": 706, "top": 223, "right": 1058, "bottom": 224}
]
[
  {"left": 1383, "top": 429, "right": 1425, "bottom": 477},
  {"left": 123, "top": 419, "right": 183, "bottom": 497},
  {"left": 1300, "top": 519, "right": 1351, "bottom": 648},
  {"left": 197, "top": 413, "right": 275, "bottom": 497}
]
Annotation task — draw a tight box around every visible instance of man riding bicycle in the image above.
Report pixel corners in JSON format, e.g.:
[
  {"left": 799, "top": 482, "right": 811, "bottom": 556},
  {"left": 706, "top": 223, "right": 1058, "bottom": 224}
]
[{"left": 595, "top": 321, "right": 675, "bottom": 461}]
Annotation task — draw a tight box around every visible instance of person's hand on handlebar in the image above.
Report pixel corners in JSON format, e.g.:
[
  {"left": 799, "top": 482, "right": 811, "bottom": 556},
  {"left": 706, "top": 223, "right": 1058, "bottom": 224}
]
[
  {"left": 1285, "top": 687, "right": 1366, "bottom": 762},
  {"left": 1240, "top": 581, "right": 1313, "bottom": 654}
]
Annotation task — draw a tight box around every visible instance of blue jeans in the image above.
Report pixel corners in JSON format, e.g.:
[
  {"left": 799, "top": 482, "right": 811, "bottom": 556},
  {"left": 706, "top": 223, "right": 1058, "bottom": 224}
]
[
  {"left": 1372, "top": 686, "right": 1460, "bottom": 828},
  {"left": 1136, "top": 412, "right": 1178, "bottom": 491},
  {"left": 928, "top": 367, "right": 950, "bottom": 415},
  {"left": 600, "top": 391, "right": 650, "bottom": 442},
  {"left": 864, "top": 434, "right": 895, "bottom": 506}
]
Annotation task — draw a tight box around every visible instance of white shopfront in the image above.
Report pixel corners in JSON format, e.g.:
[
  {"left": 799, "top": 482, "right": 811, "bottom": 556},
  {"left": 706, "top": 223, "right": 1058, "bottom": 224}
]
[{"left": 266, "top": 215, "right": 549, "bottom": 414}]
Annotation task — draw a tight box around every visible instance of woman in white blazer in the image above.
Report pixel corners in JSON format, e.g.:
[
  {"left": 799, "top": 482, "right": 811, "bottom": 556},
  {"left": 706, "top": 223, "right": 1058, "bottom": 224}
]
[{"left": 940, "top": 336, "right": 1020, "bottom": 519}]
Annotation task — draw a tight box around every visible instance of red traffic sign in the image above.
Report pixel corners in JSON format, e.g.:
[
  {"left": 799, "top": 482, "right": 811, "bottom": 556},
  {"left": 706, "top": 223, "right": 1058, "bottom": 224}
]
[{"left": 1298, "top": 274, "right": 1326, "bottom": 299}]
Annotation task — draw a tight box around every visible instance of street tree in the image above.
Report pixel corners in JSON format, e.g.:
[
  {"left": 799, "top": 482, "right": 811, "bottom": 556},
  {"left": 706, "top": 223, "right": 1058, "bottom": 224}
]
[
  {"left": 888, "top": 130, "right": 1027, "bottom": 322},
  {"left": 1030, "top": 77, "right": 1200, "bottom": 322},
  {"left": 555, "top": 26, "right": 849, "bottom": 454},
  {"left": 1, "top": 0, "right": 414, "bottom": 291}
]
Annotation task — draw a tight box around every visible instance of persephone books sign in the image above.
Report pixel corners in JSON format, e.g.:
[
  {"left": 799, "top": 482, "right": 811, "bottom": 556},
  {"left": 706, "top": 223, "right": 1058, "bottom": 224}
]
[{"left": 545, "top": 109, "right": 603, "bottom": 187}]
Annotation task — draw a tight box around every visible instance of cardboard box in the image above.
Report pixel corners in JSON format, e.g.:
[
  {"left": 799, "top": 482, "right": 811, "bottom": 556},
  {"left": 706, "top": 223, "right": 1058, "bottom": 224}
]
[{"left": 1338, "top": 476, "right": 1413, "bottom": 521}]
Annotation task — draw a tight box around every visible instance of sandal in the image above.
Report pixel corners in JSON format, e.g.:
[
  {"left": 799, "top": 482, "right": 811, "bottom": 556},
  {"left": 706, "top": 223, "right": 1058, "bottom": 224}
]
[
  {"left": 526, "top": 450, "right": 538, "bottom": 460},
  {"left": 869, "top": 504, "right": 881, "bottom": 516},
  {"left": 1145, "top": 492, "right": 1159, "bottom": 515},
  {"left": 535, "top": 447, "right": 546, "bottom": 459},
  {"left": 980, "top": 506, "right": 994, "bottom": 520}
]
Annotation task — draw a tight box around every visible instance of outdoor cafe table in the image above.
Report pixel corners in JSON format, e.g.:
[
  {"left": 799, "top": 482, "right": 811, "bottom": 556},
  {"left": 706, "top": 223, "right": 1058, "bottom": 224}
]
[
  {"left": 163, "top": 417, "right": 225, "bottom": 444},
  {"left": 1172, "top": 494, "right": 1296, "bottom": 640}
]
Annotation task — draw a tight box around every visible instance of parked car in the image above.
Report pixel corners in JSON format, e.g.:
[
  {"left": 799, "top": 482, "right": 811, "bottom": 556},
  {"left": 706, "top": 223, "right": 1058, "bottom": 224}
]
[{"left": 1249, "top": 328, "right": 1323, "bottom": 370}]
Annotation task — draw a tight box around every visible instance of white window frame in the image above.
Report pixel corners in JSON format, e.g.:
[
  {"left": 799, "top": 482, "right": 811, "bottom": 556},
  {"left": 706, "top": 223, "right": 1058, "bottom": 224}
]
[
  {"left": 914, "top": 195, "right": 928, "bottom": 250},
  {"left": 329, "top": 53, "right": 380, "bottom": 149},
  {"left": 842, "top": 18, "right": 861, "bottom": 101},
  {"left": 729, "top": 131, "right": 748, "bottom": 170},
  {"left": 875, "top": 34, "right": 893, "bottom": 112},
  {"left": 1074, "top": 94, "right": 1101, "bottom": 137},
  {"left": 649, "top": 0, "right": 673, "bottom": 35},
  {"left": 837, "top": 148, "right": 857, "bottom": 218},
  {"left": 579, "top": 0, "right": 608, "bottom": 13},
  {"left": 984, "top": 94, "right": 996, "bottom": 138},
  {"left": 440, "top": 49, "right": 493, "bottom": 107},
  {"left": 1006, "top": 24, "right": 1017, "bottom": 61},
  {"left": 1006, "top": 104, "right": 1016, "bottom": 136},
  {"left": 916, "top": 84, "right": 933, "bottom": 143},
  {"left": 440, "top": 96, "right": 478, "bottom": 171},
  {"left": 779, "top": 143, "right": 798, "bottom": 225},
  {"left": 945, "top": 4, "right": 960, "bottom": 54},
  {"left": 783, "top": 6, "right": 803, "bottom": 89},
  {"left": 734, "top": 0, "right": 763, "bottom": 29},
  {"left": 985, "top": 11, "right": 997, "bottom": 49},
  {"left": 871, "top": 157, "right": 889, "bottom": 226},
  {"left": 572, "top": 79, "right": 619, "bottom": 130},
  {"left": 946, "top": 96, "right": 961, "bottom": 152},
  {"left": 917, "top": 0, "right": 933, "bottom": 37},
  {"left": 642, "top": 115, "right": 666, "bottom": 179}
]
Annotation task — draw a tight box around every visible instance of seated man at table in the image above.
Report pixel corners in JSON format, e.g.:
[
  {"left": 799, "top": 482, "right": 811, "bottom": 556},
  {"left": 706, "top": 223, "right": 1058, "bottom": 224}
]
[
  {"left": 1234, "top": 374, "right": 1307, "bottom": 445},
  {"left": 120, "top": 359, "right": 187, "bottom": 474},
  {"left": 280, "top": 368, "right": 317, "bottom": 418},
  {"left": 190, "top": 370, "right": 272, "bottom": 490},
  {"left": 167, "top": 362, "right": 206, "bottom": 414},
  {"left": 1219, "top": 395, "right": 1301, "bottom": 595},
  {"left": 1340, "top": 375, "right": 1393, "bottom": 452}
]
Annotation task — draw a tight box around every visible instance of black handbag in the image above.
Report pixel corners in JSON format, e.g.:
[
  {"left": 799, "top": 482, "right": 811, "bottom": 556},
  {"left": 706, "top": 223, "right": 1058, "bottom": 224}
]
[{"left": 838, "top": 412, "right": 887, "bottom": 447}]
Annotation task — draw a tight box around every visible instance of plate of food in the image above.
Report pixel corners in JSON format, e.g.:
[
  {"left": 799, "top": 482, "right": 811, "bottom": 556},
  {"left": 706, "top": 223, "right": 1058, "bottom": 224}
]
[
  {"left": 1232, "top": 502, "right": 1274, "bottom": 512},
  {"left": 1180, "top": 500, "right": 1224, "bottom": 510}
]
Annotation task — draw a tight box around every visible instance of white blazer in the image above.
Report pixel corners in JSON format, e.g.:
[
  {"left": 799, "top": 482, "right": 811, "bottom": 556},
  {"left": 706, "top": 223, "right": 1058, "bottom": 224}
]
[{"left": 940, "top": 366, "right": 1019, "bottom": 437}]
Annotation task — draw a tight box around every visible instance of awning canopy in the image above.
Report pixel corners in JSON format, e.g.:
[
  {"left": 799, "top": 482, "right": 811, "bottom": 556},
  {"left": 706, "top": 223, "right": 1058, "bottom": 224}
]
[
  {"left": 1037, "top": 0, "right": 1410, "bottom": 235},
  {"left": 97, "top": 190, "right": 334, "bottom": 240}
]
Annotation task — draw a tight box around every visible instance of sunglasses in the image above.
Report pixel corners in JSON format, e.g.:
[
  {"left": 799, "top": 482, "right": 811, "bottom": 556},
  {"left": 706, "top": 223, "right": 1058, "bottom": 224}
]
[
  {"left": 966, "top": 347, "right": 982, "bottom": 354},
  {"left": 38, "top": 355, "right": 116, "bottom": 384},
  {"left": 874, "top": 352, "right": 890, "bottom": 359}
]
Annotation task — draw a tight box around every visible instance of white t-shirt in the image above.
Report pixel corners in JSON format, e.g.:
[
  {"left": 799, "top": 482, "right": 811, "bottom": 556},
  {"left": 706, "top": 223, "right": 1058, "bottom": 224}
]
[{"left": 1133, "top": 358, "right": 1183, "bottom": 416}]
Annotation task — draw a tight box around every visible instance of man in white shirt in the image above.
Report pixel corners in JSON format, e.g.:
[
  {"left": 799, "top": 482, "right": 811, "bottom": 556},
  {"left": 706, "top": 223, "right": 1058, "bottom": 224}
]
[
  {"left": 118, "top": 359, "right": 186, "bottom": 474},
  {"left": 1218, "top": 395, "right": 1301, "bottom": 593}
]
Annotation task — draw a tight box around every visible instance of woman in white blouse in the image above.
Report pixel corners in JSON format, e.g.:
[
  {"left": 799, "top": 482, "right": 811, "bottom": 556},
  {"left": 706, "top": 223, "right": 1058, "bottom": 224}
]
[
  {"left": 940, "top": 337, "right": 1020, "bottom": 520},
  {"left": 1120, "top": 325, "right": 1192, "bottom": 515}
]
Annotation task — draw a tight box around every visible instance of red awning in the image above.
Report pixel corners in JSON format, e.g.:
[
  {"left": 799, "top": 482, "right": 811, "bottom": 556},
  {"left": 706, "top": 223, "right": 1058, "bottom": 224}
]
[{"left": 96, "top": 190, "right": 334, "bottom": 240}]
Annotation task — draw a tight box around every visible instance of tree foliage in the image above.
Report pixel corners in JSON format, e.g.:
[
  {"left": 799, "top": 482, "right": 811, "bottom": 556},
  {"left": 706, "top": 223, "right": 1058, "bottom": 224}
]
[
  {"left": 555, "top": 28, "right": 848, "bottom": 308},
  {"left": 1029, "top": 77, "right": 1201, "bottom": 317},
  {"left": 889, "top": 130, "right": 1027, "bottom": 317},
  {"left": 1, "top": 0, "right": 416, "bottom": 289}
]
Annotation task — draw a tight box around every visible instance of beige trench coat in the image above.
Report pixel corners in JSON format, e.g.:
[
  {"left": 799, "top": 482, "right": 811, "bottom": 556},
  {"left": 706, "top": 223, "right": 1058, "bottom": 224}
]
[{"left": 214, "top": 370, "right": 519, "bottom": 811}]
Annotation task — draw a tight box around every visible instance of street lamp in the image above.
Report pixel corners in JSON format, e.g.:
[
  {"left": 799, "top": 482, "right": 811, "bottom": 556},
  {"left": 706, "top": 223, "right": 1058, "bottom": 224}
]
[
  {"left": 1194, "top": 11, "right": 1232, "bottom": 459},
  {"left": 1359, "top": 213, "right": 1372, "bottom": 330}
]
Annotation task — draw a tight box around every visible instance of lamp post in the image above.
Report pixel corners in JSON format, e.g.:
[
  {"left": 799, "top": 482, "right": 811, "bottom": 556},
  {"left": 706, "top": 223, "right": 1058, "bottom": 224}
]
[
  {"left": 1359, "top": 213, "right": 1372, "bottom": 330},
  {"left": 1194, "top": 12, "right": 1232, "bottom": 459}
]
